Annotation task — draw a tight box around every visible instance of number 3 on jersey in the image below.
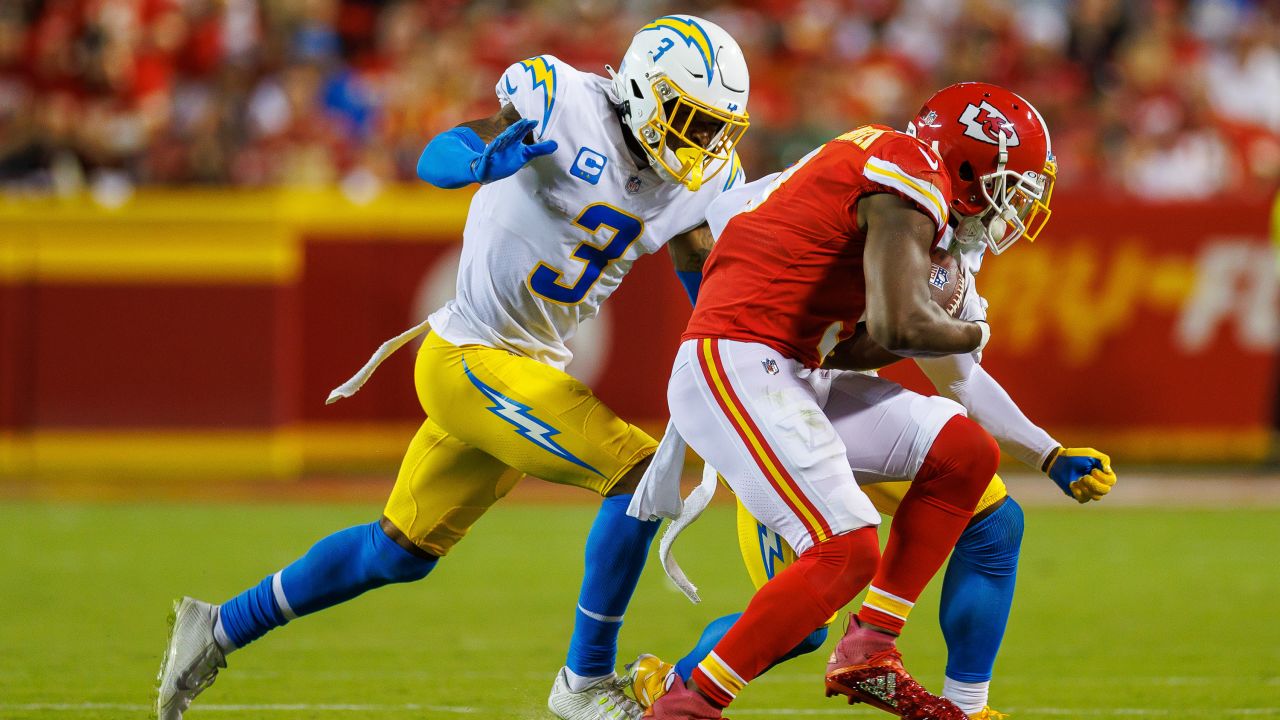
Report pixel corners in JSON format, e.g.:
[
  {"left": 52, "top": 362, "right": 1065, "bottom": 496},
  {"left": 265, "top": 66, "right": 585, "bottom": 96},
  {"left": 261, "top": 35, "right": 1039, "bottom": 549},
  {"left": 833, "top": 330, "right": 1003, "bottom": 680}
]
[{"left": 528, "top": 203, "right": 644, "bottom": 304}]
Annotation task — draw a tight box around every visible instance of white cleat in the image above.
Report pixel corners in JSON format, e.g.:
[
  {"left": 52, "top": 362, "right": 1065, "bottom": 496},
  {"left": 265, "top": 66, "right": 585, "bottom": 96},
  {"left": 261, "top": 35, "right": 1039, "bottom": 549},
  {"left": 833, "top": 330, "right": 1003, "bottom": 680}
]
[
  {"left": 155, "top": 597, "right": 227, "bottom": 720},
  {"left": 548, "top": 667, "right": 643, "bottom": 720}
]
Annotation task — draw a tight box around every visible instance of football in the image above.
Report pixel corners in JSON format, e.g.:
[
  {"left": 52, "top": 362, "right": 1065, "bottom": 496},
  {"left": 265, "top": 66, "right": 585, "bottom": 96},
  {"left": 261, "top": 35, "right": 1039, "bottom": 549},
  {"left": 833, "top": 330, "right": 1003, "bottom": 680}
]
[{"left": 929, "top": 247, "right": 966, "bottom": 317}]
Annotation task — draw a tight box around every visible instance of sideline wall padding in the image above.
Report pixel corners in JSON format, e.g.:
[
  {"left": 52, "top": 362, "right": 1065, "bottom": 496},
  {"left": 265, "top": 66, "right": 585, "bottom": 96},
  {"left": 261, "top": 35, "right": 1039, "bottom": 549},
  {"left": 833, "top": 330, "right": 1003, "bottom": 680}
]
[{"left": 1, "top": 189, "right": 1275, "bottom": 479}]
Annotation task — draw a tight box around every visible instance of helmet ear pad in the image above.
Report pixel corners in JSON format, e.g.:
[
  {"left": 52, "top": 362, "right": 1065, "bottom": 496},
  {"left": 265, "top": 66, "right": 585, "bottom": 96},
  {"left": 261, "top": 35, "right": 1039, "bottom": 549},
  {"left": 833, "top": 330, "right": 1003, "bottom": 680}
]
[{"left": 952, "top": 160, "right": 980, "bottom": 214}]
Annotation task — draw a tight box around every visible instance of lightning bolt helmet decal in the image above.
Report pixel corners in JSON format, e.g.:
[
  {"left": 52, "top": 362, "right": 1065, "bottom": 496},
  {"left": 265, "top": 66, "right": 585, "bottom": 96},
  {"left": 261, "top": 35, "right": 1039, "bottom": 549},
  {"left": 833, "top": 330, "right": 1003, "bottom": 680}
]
[{"left": 639, "top": 15, "right": 717, "bottom": 85}]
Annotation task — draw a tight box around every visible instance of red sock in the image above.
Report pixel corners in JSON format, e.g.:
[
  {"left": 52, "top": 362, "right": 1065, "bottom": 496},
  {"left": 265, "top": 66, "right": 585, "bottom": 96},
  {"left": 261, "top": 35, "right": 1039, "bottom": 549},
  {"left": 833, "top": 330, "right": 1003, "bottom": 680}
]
[
  {"left": 691, "top": 526, "right": 880, "bottom": 708},
  {"left": 857, "top": 415, "right": 999, "bottom": 634}
]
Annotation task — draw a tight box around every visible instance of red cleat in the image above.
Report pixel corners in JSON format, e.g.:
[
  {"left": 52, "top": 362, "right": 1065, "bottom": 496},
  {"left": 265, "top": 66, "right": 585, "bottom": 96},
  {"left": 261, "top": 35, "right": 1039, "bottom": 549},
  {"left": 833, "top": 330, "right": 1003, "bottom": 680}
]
[
  {"left": 823, "top": 616, "right": 966, "bottom": 720},
  {"left": 825, "top": 646, "right": 966, "bottom": 719},
  {"left": 824, "top": 619, "right": 966, "bottom": 720},
  {"left": 648, "top": 675, "right": 725, "bottom": 720}
]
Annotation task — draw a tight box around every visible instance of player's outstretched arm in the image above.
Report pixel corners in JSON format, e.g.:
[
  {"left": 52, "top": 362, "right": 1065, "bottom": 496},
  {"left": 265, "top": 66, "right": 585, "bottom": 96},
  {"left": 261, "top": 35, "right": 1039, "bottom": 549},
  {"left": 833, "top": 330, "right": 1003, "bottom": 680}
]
[
  {"left": 917, "top": 352, "right": 1056, "bottom": 464},
  {"left": 415, "top": 104, "right": 558, "bottom": 189},
  {"left": 917, "top": 354, "right": 1118, "bottom": 503},
  {"left": 667, "top": 223, "right": 714, "bottom": 305},
  {"left": 859, "top": 193, "right": 988, "bottom": 356}
]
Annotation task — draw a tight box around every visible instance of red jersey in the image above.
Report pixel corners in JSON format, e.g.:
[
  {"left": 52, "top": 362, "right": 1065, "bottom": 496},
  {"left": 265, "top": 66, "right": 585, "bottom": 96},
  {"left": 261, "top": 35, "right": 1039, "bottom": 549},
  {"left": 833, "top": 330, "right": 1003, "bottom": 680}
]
[{"left": 685, "top": 125, "right": 952, "bottom": 368}]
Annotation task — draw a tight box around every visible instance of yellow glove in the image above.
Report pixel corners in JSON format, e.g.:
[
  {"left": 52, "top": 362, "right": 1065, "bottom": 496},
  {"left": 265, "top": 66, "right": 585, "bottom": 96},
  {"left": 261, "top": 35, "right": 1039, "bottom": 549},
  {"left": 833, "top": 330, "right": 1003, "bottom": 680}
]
[{"left": 1045, "top": 447, "right": 1117, "bottom": 504}]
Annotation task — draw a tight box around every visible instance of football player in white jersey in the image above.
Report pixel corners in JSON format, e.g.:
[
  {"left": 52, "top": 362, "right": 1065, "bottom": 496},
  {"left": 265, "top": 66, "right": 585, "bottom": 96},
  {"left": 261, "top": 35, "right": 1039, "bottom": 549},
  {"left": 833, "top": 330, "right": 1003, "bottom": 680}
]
[{"left": 155, "top": 16, "right": 750, "bottom": 720}]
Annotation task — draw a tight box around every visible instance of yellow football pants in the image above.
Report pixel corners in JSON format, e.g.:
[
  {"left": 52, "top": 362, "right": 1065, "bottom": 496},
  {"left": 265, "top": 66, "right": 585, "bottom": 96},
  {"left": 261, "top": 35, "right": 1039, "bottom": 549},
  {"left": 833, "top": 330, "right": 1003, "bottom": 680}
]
[
  {"left": 737, "top": 474, "right": 1009, "bottom": 589},
  {"left": 383, "top": 331, "right": 658, "bottom": 557}
]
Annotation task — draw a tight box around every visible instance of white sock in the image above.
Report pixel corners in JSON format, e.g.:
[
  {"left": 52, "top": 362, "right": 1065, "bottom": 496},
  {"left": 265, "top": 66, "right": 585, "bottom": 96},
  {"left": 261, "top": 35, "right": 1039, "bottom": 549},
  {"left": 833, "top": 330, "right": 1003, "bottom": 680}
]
[
  {"left": 942, "top": 676, "right": 989, "bottom": 716},
  {"left": 211, "top": 607, "right": 237, "bottom": 655},
  {"left": 563, "top": 666, "right": 613, "bottom": 693}
]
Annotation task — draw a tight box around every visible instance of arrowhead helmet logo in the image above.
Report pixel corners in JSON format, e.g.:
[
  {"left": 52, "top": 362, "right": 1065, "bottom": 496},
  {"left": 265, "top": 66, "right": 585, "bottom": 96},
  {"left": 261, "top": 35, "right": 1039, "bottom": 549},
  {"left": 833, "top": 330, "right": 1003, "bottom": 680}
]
[{"left": 958, "top": 101, "right": 1020, "bottom": 147}]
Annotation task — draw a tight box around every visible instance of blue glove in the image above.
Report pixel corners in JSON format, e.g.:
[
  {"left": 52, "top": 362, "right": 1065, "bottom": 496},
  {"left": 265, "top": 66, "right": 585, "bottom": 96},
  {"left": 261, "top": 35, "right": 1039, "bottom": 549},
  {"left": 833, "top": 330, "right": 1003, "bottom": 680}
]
[
  {"left": 1045, "top": 447, "right": 1117, "bottom": 503},
  {"left": 416, "top": 118, "right": 557, "bottom": 189},
  {"left": 473, "top": 118, "right": 558, "bottom": 184}
]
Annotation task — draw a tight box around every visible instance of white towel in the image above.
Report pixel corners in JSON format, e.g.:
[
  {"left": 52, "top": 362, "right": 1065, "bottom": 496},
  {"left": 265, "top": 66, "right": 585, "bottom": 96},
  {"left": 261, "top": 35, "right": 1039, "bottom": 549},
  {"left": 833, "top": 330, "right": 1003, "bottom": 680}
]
[
  {"left": 326, "top": 320, "right": 432, "bottom": 404},
  {"left": 626, "top": 419, "right": 688, "bottom": 521},
  {"left": 658, "top": 462, "right": 718, "bottom": 603}
]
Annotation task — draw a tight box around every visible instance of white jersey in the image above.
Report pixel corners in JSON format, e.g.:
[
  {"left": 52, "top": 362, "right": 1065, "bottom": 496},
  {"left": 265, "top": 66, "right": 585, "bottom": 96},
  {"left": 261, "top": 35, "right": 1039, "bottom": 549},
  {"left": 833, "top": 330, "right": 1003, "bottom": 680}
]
[{"left": 428, "top": 55, "right": 746, "bottom": 369}]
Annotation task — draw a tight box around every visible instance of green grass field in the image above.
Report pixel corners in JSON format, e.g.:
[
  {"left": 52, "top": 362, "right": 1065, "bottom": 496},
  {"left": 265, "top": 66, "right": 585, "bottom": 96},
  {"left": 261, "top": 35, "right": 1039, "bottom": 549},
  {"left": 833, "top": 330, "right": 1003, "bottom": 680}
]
[{"left": 2, "top": 499, "right": 1277, "bottom": 719}]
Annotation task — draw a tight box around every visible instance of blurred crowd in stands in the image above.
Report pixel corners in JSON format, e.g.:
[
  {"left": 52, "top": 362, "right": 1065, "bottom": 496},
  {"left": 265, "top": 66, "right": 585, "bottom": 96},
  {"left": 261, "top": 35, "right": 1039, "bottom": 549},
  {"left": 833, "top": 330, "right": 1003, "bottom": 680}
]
[{"left": 1, "top": 0, "right": 1278, "bottom": 200}]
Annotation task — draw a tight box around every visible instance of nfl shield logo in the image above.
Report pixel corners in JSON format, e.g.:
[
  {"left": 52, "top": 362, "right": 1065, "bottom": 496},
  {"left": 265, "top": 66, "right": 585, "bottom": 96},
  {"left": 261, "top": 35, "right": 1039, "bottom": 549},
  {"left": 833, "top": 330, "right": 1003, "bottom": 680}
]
[
  {"left": 762, "top": 358, "right": 780, "bottom": 375},
  {"left": 929, "top": 264, "right": 949, "bottom": 289},
  {"left": 626, "top": 175, "right": 643, "bottom": 194}
]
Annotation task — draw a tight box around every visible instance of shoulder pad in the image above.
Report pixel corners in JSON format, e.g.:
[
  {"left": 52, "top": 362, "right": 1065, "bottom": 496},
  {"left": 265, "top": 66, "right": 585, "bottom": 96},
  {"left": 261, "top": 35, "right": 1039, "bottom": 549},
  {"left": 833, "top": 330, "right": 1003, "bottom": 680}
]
[
  {"left": 859, "top": 131, "right": 952, "bottom": 232},
  {"left": 496, "top": 55, "right": 569, "bottom": 140}
]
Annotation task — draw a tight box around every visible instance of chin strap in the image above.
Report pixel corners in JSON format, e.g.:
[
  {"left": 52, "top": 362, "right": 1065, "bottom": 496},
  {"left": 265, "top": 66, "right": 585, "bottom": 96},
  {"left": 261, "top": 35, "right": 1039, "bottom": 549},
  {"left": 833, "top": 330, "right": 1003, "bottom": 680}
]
[
  {"left": 675, "top": 147, "right": 704, "bottom": 191},
  {"left": 982, "top": 133, "right": 1017, "bottom": 251},
  {"left": 604, "top": 63, "right": 630, "bottom": 116}
]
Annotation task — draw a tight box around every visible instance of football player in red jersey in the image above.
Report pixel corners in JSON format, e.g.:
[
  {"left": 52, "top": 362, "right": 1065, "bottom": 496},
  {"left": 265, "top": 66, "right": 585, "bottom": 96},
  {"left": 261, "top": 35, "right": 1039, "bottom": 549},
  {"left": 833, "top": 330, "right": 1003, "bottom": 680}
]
[
  {"left": 637, "top": 84, "right": 1066, "bottom": 720},
  {"left": 635, "top": 83, "right": 1116, "bottom": 720}
]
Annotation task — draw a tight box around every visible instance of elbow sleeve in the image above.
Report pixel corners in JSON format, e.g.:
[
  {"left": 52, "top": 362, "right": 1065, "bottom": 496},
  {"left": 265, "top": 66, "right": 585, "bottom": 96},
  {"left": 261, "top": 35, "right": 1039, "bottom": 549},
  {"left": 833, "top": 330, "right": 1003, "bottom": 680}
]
[{"left": 416, "top": 127, "right": 485, "bottom": 189}]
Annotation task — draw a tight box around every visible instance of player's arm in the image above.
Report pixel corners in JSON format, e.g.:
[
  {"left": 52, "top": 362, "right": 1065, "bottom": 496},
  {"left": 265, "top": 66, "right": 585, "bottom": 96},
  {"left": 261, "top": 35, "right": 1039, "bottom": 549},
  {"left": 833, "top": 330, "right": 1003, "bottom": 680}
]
[
  {"left": 822, "top": 323, "right": 903, "bottom": 371},
  {"left": 415, "top": 103, "right": 558, "bottom": 189},
  {"left": 915, "top": 352, "right": 1117, "bottom": 503},
  {"left": 667, "top": 223, "right": 714, "bottom": 305},
  {"left": 458, "top": 103, "right": 524, "bottom": 143},
  {"left": 859, "top": 193, "right": 988, "bottom": 356}
]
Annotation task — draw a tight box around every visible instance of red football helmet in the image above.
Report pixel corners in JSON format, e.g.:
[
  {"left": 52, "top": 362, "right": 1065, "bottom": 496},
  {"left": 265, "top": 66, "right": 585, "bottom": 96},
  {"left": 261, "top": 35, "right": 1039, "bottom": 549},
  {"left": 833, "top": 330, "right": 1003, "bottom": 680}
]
[{"left": 907, "top": 82, "right": 1055, "bottom": 254}]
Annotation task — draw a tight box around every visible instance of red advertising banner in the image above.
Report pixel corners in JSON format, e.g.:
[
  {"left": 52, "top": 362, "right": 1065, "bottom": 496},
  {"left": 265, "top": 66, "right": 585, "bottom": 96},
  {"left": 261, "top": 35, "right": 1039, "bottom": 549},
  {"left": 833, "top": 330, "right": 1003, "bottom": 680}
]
[
  {"left": 302, "top": 194, "right": 1279, "bottom": 463},
  {"left": 2, "top": 189, "right": 1275, "bottom": 478},
  {"left": 885, "top": 196, "right": 1278, "bottom": 459}
]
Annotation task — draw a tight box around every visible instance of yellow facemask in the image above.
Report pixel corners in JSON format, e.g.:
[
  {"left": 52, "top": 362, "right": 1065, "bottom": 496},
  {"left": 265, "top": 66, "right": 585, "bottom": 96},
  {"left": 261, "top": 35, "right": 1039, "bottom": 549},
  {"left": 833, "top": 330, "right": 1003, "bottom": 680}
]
[{"left": 637, "top": 77, "right": 750, "bottom": 191}]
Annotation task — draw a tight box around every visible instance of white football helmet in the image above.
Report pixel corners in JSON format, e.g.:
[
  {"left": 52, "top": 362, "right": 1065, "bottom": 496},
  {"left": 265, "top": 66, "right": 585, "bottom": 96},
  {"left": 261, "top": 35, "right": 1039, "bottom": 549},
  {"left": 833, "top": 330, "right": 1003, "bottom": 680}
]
[{"left": 610, "top": 15, "right": 750, "bottom": 191}]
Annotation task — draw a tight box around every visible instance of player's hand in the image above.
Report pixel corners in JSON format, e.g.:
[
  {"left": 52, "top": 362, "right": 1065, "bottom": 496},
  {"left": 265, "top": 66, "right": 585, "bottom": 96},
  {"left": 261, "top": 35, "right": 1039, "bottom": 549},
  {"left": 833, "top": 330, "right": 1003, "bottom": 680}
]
[
  {"left": 1046, "top": 447, "right": 1117, "bottom": 503},
  {"left": 473, "top": 118, "right": 558, "bottom": 184}
]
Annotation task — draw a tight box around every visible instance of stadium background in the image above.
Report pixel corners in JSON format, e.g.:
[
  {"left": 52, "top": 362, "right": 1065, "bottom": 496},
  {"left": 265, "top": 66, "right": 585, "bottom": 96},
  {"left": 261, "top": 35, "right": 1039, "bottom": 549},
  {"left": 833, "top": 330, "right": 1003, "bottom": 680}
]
[{"left": 1, "top": 1, "right": 1278, "bottom": 719}]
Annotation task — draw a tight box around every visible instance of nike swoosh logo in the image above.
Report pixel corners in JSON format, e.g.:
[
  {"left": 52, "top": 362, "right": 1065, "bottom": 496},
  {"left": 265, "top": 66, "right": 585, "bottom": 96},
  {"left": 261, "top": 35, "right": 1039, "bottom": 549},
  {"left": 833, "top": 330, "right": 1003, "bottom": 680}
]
[
  {"left": 917, "top": 145, "right": 939, "bottom": 171},
  {"left": 503, "top": 76, "right": 518, "bottom": 95}
]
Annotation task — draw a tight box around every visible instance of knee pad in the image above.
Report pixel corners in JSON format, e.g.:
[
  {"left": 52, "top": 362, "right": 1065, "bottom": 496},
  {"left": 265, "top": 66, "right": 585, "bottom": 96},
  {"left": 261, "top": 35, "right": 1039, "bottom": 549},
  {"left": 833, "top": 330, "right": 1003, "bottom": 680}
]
[
  {"left": 924, "top": 417, "right": 1000, "bottom": 489},
  {"left": 955, "top": 497, "right": 1023, "bottom": 575},
  {"left": 915, "top": 416, "right": 1000, "bottom": 515},
  {"left": 952, "top": 417, "right": 1000, "bottom": 481}
]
